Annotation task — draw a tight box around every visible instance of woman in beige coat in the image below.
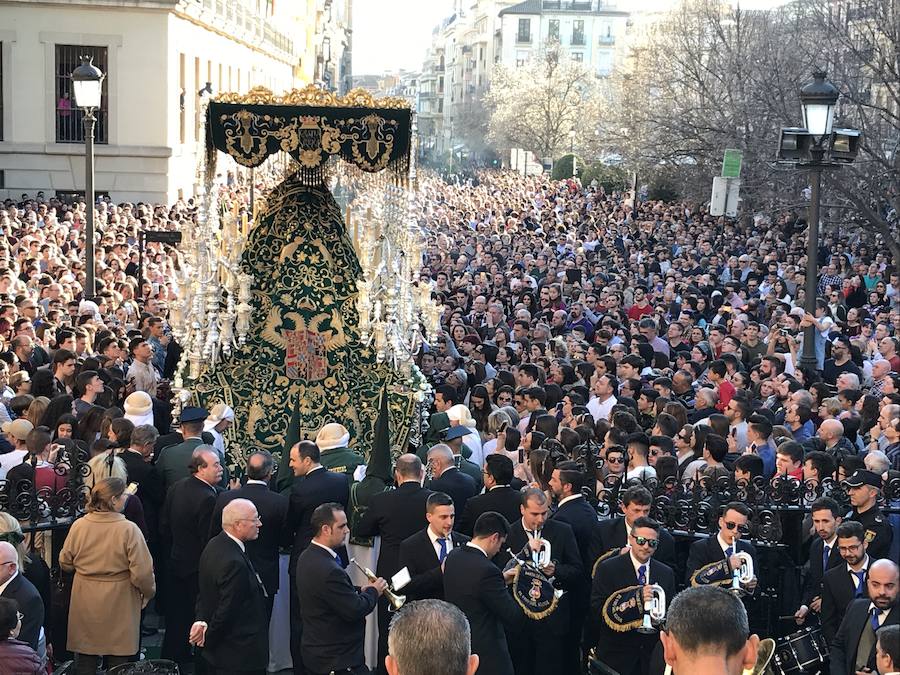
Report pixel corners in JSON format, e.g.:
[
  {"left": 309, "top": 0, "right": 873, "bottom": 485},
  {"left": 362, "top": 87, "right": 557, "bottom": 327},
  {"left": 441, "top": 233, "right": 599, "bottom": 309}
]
[{"left": 59, "top": 477, "right": 155, "bottom": 675}]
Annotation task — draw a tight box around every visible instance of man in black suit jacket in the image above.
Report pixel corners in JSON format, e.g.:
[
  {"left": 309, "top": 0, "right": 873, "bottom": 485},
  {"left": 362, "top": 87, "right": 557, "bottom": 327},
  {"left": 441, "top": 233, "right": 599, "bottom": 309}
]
[
  {"left": 287, "top": 440, "right": 350, "bottom": 675},
  {"left": 684, "top": 502, "right": 758, "bottom": 594},
  {"left": 399, "top": 492, "right": 470, "bottom": 601},
  {"left": 0, "top": 541, "right": 44, "bottom": 652},
  {"left": 355, "top": 454, "right": 432, "bottom": 674},
  {"left": 597, "top": 485, "right": 677, "bottom": 569},
  {"left": 457, "top": 453, "right": 521, "bottom": 536},
  {"left": 591, "top": 517, "right": 677, "bottom": 675},
  {"left": 830, "top": 559, "right": 899, "bottom": 675},
  {"left": 191, "top": 499, "right": 269, "bottom": 675},
  {"left": 210, "top": 450, "right": 289, "bottom": 615},
  {"left": 295, "top": 503, "right": 386, "bottom": 675},
  {"left": 444, "top": 511, "right": 526, "bottom": 675},
  {"left": 821, "top": 520, "right": 872, "bottom": 644},
  {"left": 159, "top": 447, "right": 222, "bottom": 666},
  {"left": 426, "top": 443, "right": 477, "bottom": 522},
  {"left": 119, "top": 424, "right": 165, "bottom": 538},
  {"left": 496, "top": 487, "right": 584, "bottom": 675},
  {"left": 795, "top": 497, "right": 844, "bottom": 625}
]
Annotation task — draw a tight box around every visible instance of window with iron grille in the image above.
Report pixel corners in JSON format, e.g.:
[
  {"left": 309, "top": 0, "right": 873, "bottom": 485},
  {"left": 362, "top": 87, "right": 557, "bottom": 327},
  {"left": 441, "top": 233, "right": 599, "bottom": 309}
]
[
  {"left": 572, "top": 20, "right": 585, "bottom": 46},
  {"left": 55, "top": 44, "right": 109, "bottom": 144}
]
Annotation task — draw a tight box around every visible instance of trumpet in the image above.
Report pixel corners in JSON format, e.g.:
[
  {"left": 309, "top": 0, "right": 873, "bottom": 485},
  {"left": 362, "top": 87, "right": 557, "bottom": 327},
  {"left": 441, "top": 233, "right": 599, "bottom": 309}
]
[
  {"left": 730, "top": 551, "right": 754, "bottom": 596},
  {"left": 525, "top": 537, "right": 553, "bottom": 569},
  {"left": 636, "top": 584, "right": 666, "bottom": 634},
  {"left": 349, "top": 558, "right": 406, "bottom": 611}
]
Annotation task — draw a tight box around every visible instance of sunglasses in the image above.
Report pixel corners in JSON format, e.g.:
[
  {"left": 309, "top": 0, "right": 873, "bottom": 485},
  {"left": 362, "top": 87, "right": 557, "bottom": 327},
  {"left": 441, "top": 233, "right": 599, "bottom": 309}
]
[
  {"left": 724, "top": 521, "right": 749, "bottom": 533},
  {"left": 607, "top": 456, "right": 624, "bottom": 464},
  {"left": 631, "top": 535, "right": 659, "bottom": 548}
]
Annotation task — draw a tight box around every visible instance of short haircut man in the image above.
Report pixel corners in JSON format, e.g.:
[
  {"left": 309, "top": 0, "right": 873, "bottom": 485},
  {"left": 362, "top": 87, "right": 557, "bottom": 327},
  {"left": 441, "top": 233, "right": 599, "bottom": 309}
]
[
  {"left": 385, "top": 599, "right": 479, "bottom": 675},
  {"left": 484, "top": 453, "right": 513, "bottom": 485},
  {"left": 661, "top": 586, "right": 759, "bottom": 675},
  {"left": 426, "top": 491, "right": 454, "bottom": 513},
  {"left": 622, "top": 485, "right": 652, "bottom": 507},
  {"left": 310, "top": 502, "right": 344, "bottom": 535},
  {"left": 246, "top": 450, "right": 274, "bottom": 481}
]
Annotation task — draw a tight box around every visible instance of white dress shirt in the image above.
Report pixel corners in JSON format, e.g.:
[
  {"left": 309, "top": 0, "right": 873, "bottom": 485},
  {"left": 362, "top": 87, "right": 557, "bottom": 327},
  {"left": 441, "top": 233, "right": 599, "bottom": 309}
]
[{"left": 427, "top": 527, "right": 454, "bottom": 561}]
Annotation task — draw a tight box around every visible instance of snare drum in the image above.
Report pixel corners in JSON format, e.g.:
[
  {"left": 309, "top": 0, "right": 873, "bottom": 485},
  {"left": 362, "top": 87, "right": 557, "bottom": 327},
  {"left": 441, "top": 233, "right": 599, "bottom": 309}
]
[{"left": 772, "top": 626, "right": 829, "bottom": 675}]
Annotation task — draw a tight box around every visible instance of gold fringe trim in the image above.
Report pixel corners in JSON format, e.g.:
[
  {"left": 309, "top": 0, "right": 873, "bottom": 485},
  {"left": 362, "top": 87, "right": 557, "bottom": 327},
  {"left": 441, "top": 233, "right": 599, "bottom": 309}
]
[
  {"left": 214, "top": 84, "right": 412, "bottom": 110},
  {"left": 511, "top": 566, "right": 559, "bottom": 621},
  {"left": 689, "top": 559, "right": 734, "bottom": 588},
  {"left": 601, "top": 584, "right": 645, "bottom": 633},
  {"left": 592, "top": 546, "right": 621, "bottom": 579}
]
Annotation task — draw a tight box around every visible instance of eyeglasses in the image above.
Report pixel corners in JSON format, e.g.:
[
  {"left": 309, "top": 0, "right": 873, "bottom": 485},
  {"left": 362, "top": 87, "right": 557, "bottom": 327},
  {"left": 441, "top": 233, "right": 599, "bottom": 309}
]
[
  {"left": 237, "top": 516, "right": 262, "bottom": 524},
  {"left": 631, "top": 535, "right": 659, "bottom": 548},
  {"left": 723, "top": 521, "right": 748, "bottom": 533},
  {"left": 607, "top": 456, "right": 624, "bottom": 464},
  {"left": 0, "top": 560, "right": 16, "bottom": 566}
]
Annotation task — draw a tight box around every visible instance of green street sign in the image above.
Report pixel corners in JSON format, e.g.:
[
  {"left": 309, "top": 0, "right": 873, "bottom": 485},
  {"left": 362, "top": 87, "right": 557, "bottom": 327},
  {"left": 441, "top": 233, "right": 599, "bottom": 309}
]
[{"left": 722, "top": 149, "right": 743, "bottom": 178}]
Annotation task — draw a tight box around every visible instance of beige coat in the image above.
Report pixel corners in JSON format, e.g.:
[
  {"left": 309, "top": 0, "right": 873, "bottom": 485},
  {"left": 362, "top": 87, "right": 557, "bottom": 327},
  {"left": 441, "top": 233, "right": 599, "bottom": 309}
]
[{"left": 59, "top": 511, "right": 155, "bottom": 656}]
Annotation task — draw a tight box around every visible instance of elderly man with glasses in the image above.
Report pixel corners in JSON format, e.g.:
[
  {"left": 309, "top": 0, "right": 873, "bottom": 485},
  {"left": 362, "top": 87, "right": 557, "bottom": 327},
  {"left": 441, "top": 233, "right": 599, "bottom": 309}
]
[{"left": 0, "top": 541, "right": 44, "bottom": 655}]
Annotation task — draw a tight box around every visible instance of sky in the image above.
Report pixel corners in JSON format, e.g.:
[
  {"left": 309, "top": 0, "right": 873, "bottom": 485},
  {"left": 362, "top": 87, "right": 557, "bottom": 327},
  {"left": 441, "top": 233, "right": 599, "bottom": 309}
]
[{"left": 351, "top": 0, "right": 791, "bottom": 76}]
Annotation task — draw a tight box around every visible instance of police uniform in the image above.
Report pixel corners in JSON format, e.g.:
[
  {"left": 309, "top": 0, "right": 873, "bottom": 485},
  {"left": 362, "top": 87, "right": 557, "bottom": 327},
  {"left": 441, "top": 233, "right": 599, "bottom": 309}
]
[{"left": 844, "top": 469, "right": 893, "bottom": 561}]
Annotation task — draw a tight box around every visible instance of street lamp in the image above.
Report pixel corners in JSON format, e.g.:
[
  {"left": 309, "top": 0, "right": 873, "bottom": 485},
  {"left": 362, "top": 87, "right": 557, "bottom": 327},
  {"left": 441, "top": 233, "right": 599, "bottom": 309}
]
[
  {"left": 72, "top": 56, "right": 105, "bottom": 301},
  {"left": 569, "top": 129, "right": 577, "bottom": 177},
  {"left": 777, "top": 70, "right": 859, "bottom": 371}
]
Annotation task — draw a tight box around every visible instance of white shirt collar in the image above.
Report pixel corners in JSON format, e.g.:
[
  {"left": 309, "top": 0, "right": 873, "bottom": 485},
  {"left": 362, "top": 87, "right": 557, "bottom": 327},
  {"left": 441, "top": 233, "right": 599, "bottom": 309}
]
[
  {"left": 224, "top": 530, "right": 245, "bottom": 553},
  {"left": 823, "top": 534, "right": 837, "bottom": 548},
  {"left": 0, "top": 568, "right": 19, "bottom": 596},
  {"left": 717, "top": 533, "right": 736, "bottom": 554},
  {"left": 311, "top": 540, "right": 339, "bottom": 560},
  {"left": 427, "top": 527, "right": 453, "bottom": 552},
  {"left": 867, "top": 601, "right": 890, "bottom": 621},
  {"left": 246, "top": 479, "right": 268, "bottom": 486},
  {"left": 629, "top": 551, "right": 650, "bottom": 581},
  {"left": 558, "top": 494, "right": 582, "bottom": 507},
  {"left": 847, "top": 555, "right": 869, "bottom": 574},
  {"left": 466, "top": 541, "right": 489, "bottom": 557}
]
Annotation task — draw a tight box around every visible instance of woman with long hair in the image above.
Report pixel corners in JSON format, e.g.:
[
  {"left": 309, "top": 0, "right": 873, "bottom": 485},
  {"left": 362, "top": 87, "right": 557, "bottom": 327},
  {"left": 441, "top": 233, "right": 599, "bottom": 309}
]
[
  {"left": 468, "top": 385, "right": 495, "bottom": 435},
  {"left": 59, "top": 477, "right": 155, "bottom": 675}
]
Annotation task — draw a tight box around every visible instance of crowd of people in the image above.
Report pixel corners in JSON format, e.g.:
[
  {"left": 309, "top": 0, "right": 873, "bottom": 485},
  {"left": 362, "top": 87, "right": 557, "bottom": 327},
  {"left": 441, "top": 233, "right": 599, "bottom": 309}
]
[{"left": 0, "top": 167, "right": 899, "bottom": 675}]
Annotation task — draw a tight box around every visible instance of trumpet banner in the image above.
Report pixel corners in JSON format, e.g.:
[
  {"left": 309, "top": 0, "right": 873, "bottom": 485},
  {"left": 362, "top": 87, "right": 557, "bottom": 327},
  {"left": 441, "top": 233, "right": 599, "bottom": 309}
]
[
  {"left": 601, "top": 584, "right": 645, "bottom": 633},
  {"left": 512, "top": 564, "right": 559, "bottom": 620},
  {"left": 689, "top": 559, "right": 733, "bottom": 588},
  {"left": 192, "top": 176, "right": 417, "bottom": 471}
]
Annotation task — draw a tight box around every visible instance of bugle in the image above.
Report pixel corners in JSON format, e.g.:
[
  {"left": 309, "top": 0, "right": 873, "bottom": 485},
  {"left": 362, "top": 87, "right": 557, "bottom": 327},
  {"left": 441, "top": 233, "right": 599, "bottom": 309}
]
[
  {"left": 636, "top": 584, "right": 666, "bottom": 634},
  {"left": 730, "top": 551, "right": 754, "bottom": 596},
  {"left": 349, "top": 558, "right": 406, "bottom": 611}
]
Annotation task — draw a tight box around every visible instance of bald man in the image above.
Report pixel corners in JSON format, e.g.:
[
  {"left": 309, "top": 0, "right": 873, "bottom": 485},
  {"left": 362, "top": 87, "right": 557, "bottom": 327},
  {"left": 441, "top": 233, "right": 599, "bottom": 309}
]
[
  {"left": 819, "top": 419, "right": 857, "bottom": 464},
  {"left": 830, "top": 559, "right": 900, "bottom": 675},
  {"left": 0, "top": 540, "right": 44, "bottom": 652},
  {"left": 356, "top": 453, "right": 433, "bottom": 673}
]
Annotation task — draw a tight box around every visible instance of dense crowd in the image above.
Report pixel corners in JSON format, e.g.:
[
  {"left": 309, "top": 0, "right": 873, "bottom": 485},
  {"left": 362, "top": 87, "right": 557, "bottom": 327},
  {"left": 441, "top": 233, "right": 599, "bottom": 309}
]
[{"left": 0, "top": 168, "right": 899, "bottom": 675}]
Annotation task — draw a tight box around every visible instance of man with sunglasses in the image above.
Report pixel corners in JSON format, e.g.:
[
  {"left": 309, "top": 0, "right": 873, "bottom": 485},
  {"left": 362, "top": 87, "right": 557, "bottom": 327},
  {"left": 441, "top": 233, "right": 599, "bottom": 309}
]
[
  {"left": 591, "top": 516, "right": 676, "bottom": 675},
  {"left": 685, "top": 502, "right": 758, "bottom": 596},
  {"left": 596, "top": 486, "right": 676, "bottom": 569}
]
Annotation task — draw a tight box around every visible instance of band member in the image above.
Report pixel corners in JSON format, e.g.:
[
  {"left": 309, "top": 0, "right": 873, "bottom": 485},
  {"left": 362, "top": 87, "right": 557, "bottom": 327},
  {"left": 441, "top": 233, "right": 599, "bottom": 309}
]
[
  {"left": 830, "top": 559, "right": 899, "bottom": 675},
  {"left": 295, "top": 503, "right": 386, "bottom": 675},
  {"left": 443, "top": 512, "right": 526, "bottom": 675},
  {"left": 596, "top": 486, "right": 676, "bottom": 570},
  {"left": 844, "top": 470, "right": 893, "bottom": 561},
  {"left": 821, "top": 520, "right": 872, "bottom": 644},
  {"left": 498, "top": 487, "right": 584, "bottom": 675},
  {"left": 795, "top": 497, "right": 843, "bottom": 626},
  {"left": 591, "top": 516, "right": 676, "bottom": 675},
  {"left": 685, "top": 501, "right": 758, "bottom": 595},
  {"left": 399, "top": 492, "right": 469, "bottom": 601}
]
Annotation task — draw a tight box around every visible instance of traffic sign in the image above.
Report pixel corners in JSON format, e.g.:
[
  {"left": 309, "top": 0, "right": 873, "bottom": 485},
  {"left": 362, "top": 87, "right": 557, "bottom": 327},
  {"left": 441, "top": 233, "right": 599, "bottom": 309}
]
[{"left": 722, "top": 149, "right": 743, "bottom": 178}]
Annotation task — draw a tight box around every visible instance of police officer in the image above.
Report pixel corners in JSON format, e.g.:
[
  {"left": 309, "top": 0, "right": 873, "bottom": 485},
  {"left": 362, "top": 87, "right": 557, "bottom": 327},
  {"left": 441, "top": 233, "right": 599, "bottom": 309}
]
[{"left": 843, "top": 470, "right": 893, "bottom": 561}]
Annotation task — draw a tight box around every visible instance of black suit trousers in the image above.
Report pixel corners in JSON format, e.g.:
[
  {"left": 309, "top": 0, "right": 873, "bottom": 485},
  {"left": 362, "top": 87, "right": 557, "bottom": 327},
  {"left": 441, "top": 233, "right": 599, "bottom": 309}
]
[
  {"left": 161, "top": 568, "right": 198, "bottom": 664},
  {"left": 290, "top": 569, "right": 307, "bottom": 675},
  {"left": 510, "top": 624, "right": 565, "bottom": 675}
]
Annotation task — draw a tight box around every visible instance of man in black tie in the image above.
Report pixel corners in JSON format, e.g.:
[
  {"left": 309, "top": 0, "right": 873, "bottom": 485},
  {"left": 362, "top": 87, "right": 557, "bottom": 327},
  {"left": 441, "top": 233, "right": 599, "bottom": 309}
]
[
  {"left": 598, "top": 486, "right": 676, "bottom": 569},
  {"left": 443, "top": 512, "right": 526, "bottom": 675},
  {"left": 287, "top": 441, "right": 350, "bottom": 675},
  {"left": 295, "top": 503, "right": 386, "bottom": 675},
  {"left": 399, "top": 492, "right": 470, "bottom": 601},
  {"left": 426, "top": 443, "right": 478, "bottom": 520},
  {"left": 822, "top": 520, "right": 872, "bottom": 644},
  {"left": 355, "top": 454, "right": 432, "bottom": 674},
  {"left": 191, "top": 499, "right": 270, "bottom": 675},
  {"left": 456, "top": 454, "right": 522, "bottom": 535},
  {"left": 830, "top": 559, "right": 899, "bottom": 675},
  {"left": 591, "top": 516, "right": 676, "bottom": 675},
  {"left": 160, "top": 446, "right": 222, "bottom": 668},
  {"left": 211, "top": 450, "right": 289, "bottom": 616},
  {"left": 684, "top": 501, "right": 758, "bottom": 594},
  {"left": 795, "top": 497, "right": 843, "bottom": 626}
]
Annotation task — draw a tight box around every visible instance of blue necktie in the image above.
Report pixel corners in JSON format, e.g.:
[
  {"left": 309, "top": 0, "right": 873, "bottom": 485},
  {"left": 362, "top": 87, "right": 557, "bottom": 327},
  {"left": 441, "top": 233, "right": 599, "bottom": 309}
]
[
  {"left": 638, "top": 564, "right": 647, "bottom": 585},
  {"left": 855, "top": 570, "right": 866, "bottom": 597},
  {"left": 870, "top": 607, "right": 881, "bottom": 632},
  {"left": 822, "top": 544, "right": 830, "bottom": 571},
  {"left": 438, "top": 538, "right": 448, "bottom": 563},
  {"left": 725, "top": 546, "right": 733, "bottom": 558}
]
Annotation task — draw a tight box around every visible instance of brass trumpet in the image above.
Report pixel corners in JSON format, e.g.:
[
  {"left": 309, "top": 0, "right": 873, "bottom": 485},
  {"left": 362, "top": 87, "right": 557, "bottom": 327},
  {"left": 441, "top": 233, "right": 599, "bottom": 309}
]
[
  {"left": 349, "top": 558, "right": 406, "bottom": 611},
  {"left": 730, "top": 551, "right": 754, "bottom": 597}
]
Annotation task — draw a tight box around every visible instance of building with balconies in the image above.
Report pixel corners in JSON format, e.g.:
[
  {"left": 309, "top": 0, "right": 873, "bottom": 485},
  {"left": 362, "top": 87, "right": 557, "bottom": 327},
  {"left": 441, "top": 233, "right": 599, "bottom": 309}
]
[
  {"left": 498, "top": 0, "right": 629, "bottom": 76},
  {"left": 0, "top": 0, "right": 314, "bottom": 203}
]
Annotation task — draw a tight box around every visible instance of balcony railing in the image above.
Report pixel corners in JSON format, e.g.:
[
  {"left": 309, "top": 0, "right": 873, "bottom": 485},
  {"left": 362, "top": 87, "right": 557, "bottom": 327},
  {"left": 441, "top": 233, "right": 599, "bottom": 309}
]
[
  {"left": 188, "top": 0, "right": 295, "bottom": 58},
  {"left": 517, "top": 32, "right": 532, "bottom": 43},
  {"left": 598, "top": 35, "right": 615, "bottom": 45}
]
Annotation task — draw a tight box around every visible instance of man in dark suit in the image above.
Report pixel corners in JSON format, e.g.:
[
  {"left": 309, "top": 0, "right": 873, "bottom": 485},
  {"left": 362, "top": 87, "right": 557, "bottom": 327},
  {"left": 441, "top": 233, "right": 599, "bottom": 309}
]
[
  {"left": 426, "top": 443, "right": 477, "bottom": 521},
  {"left": 597, "top": 485, "right": 676, "bottom": 569},
  {"left": 495, "top": 487, "right": 584, "bottom": 675},
  {"left": 355, "top": 453, "right": 432, "bottom": 674},
  {"left": 0, "top": 541, "right": 43, "bottom": 652},
  {"left": 591, "top": 516, "right": 677, "bottom": 675},
  {"left": 210, "top": 450, "right": 288, "bottom": 616},
  {"left": 160, "top": 446, "right": 222, "bottom": 667},
  {"left": 685, "top": 501, "right": 758, "bottom": 594},
  {"left": 443, "top": 512, "right": 526, "bottom": 675},
  {"left": 830, "top": 558, "right": 899, "bottom": 675},
  {"left": 295, "top": 503, "right": 386, "bottom": 675},
  {"left": 549, "top": 460, "right": 601, "bottom": 672},
  {"left": 287, "top": 440, "right": 350, "bottom": 675},
  {"left": 156, "top": 407, "right": 209, "bottom": 492},
  {"left": 795, "top": 497, "right": 844, "bottom": 626},
  {"left": 120, "top": 424, "right": 165, "bottom": 531},
  {"left": 399, "top": 492, "right": 469, "bottom": 601},
  {"left": 457, "top": 453, "right": 521, "bottom": 535},
  {"left": 191, "top": 499, "right": 269, "bottom": 675},
  {"left": 821, "top": 520, "right": 873, "bottom": 644}
]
